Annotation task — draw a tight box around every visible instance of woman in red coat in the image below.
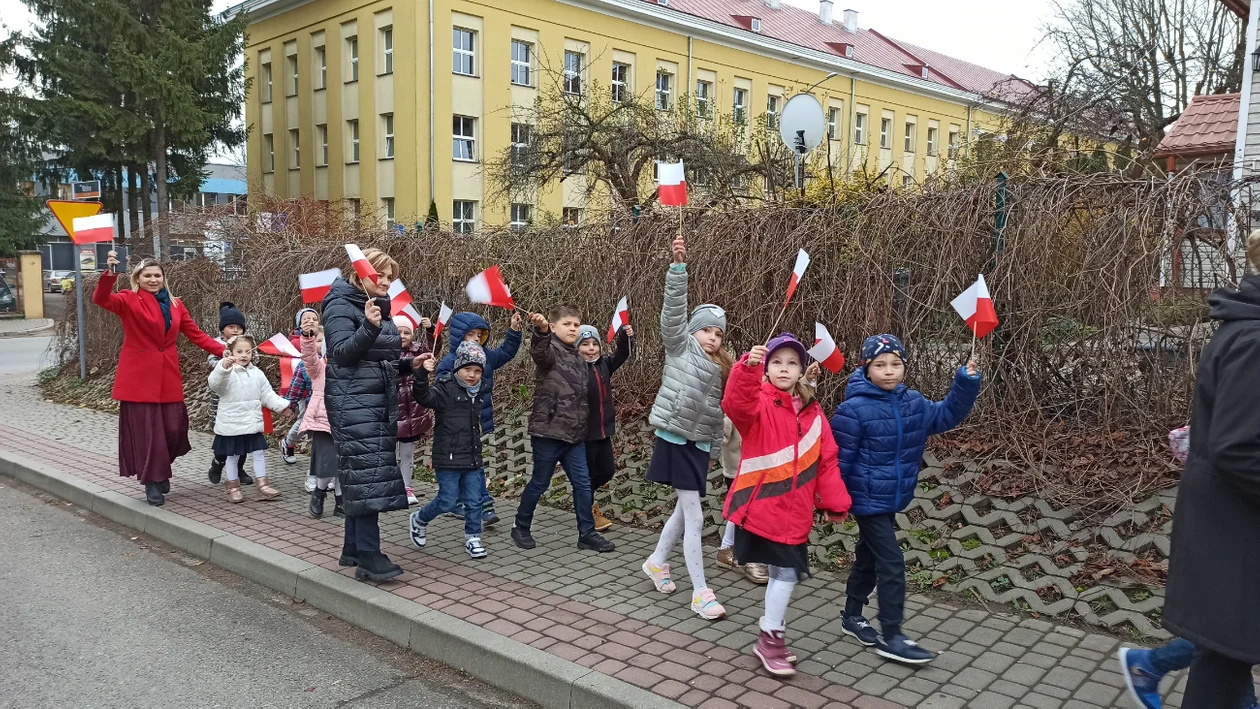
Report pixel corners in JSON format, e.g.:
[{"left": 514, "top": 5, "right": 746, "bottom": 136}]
[{"left": 94, "top": 251, "right": 225, "bottom": 506}]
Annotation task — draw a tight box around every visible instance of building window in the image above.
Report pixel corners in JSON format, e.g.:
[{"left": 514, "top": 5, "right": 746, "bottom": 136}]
[
  {"left": 564, "top": 51, "right": 583, "bottom": 95},
  {"left": 263, "top": 133, "right": 274, "bottom": 172},
  {"left": 510, "top": 122, "right": 532, "bottom": 165},
  {"left": 349, "top": 198, "right": 361, "bottom": 227},
  {"left": 261, "top": 62, "right": 272, "bottom": 103},
  {"left": 766, "top": 95, "right": 780, "bottom": 129},
  {"left": 511, "top": 40, "right": 532, "bottom": 86},
  {"left": 948, "top": 127, "right": 960, "bottom": 159},
  {"left": 383, "top": 197, "right": 395, "bottom": 226},
  {"left": 509, "top": 203, "right": 531, "bottom": 230},
  {"left": 453, "top": 115, "right": 475, "bottom": 161},
  {"left": 382, "top": 113, "right": 394, "bottom": 158},
  {"left": 452, "top": 200, "right": 475, "bottom": 233},
  {"left": 348, "top": 119, "right": 359, "bottom": 163},
  {"left": 904, "top": 121, "right": 916, "bottom": 153},
  {"left": 347, "top": 36, "right": 358, "bottom": 82},
  {"left": 453, "top": 28, "right": 475, "bottom": 76},
  {"left": 927, "top": 126, "right": 938, "bottom": 156},
  {"left": 287, "top": 55, "right": 298, "bottom": 95},
  {"left": 855, "top": 112, "right": 867, "bottom": 144},
  {"left": 317, "top": 124, "right": 328, "bottom": 166},
  {"left": 695, "top": 80, "right": 711, "bottom": 118},
  {"left": 655, "top": 72, "right": 671, "bottom": 111},
  {"left": 380, "top": 26, "right": 393, "bottom": 74},
  {"left": 289, "top": 128, "right": 300, "bottom": 168},
  {"left": 562, "top": 207, "right": 582, "bottom": 227},
  {"left": 611, "top": 62, "right": 629, "bottom": 103},
  {"left": 902, "top": 175, "right": 913, "bottom": 188},
  {"left": 315, "top": 46, "right": 327, "bottom": 89},
  {"left": 733, "top": 88, "right": 746, "bottom": 124},
  {"left": 880, "top": 117, "right": 891, "bottom": 149}
]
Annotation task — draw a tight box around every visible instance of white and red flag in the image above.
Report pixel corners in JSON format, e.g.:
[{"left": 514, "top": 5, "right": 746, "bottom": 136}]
[
  {"left": 299, "top": 268, "right": 340, "bottom": 303},
  {"left": 783, "top": 249, "right": 811, "bottom": 306},
  {"left": 950, "top": 275, "right": 999, "bottom": 338},
  {"left": 345, "top": 244, "right": 378, "bottom": 284},
  {"left": 465, "top": 266, "right": 515, "bottom": 309},
  {"left": 433, "top": 303, "right": 453, "bottom": 341},
  {"left": 657, "top": 161, "right": 688, "bottom": 206},
  {"left": 278, "top": 356, "right": 297, "bottom": 395},
  {"left": 258, "top": 332, "right": 301, "bottom": 358},
  {"left": 807, "top": 322, "right": 846, "bottom": 374},
  {"left": 396, "top": 303, "right": 423, "bottom": 330},
  {"left": 387, "top": 278, "right": 412, "bottom": 316},
  {"left": 71, "top": 213, "right": 116, "bottom": 244},
  {"left": 607, "top": 297, "right": 630, "bottom": 342}
]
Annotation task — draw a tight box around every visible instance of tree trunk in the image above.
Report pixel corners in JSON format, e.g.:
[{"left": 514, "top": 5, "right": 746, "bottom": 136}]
[
  {"left": 140, "top": 168, "right": 153, "bottom": 257},
  {"left": 128, "top": 165, "right": 141, "bottom": 256},
  {"left": 153, "top": 125, "right": 168, "bottom": 260}
]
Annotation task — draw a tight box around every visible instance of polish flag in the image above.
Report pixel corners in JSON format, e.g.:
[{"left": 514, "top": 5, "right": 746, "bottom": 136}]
[
  {"left": 807, "top": 322, "right": 847, "bottom": 374},
  {"left": 71, "top": 214, "right": 116, "bottom": 244},
  {"left": 299, "top": 268, "right": 340, "bottom": 303},
  {"left": 433, "top": 302, "right": 453, "bottom": 342},
  {"left": 396, "top": 303, "right": 423, "bottom": 330},
  {"left": 258, "top": 332, "right": 302, "bottom": 358},
  {"left": 950, "top": 275, "right": 1000, "bottom": 339},
  {"left": 783, "top": 249, "right": 811, "bottom": 306},
  {"left": 345, "top": 244, "right": 378, "bottom": 284},
  {"left": 465, "top": 266, "right": 515, "bottom": 309},
  {"left": 607, "top": 297, "right": 629, "bottom": 342},
  {"left": 388, "top": 278, "right": 412, "bottom": 316},
  {"left": 262, "top": 407, "right": 274, "bottom": 435},
  {"left": 657, "top": 161, "right": 688, "bottom": 206},
  {"left": 278, "top": 356, "right": 296, "bottom": 395}
]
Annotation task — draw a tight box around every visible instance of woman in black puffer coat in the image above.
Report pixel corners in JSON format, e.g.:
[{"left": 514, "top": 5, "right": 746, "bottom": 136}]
[{"left": 321, "top": 248, "right": 409, "bottom": 582}]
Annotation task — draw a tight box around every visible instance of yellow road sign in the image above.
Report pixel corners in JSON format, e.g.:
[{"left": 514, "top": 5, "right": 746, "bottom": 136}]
[{"left": 47, "top": 200, "right": 103, "bottom": 239}]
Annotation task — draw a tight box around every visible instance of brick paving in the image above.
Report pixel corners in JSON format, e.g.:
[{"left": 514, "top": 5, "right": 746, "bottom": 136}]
[{"left": 0, "top": 372, "right": 1209, "bottom": 708}]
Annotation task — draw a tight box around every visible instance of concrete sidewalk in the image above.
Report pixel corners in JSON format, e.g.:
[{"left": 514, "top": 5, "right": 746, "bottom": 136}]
[
  {"left": 0, "top": 373, "right": 1192, "bottom": 709},
  {"left": 0, "top": 317, "right": 53, "bottom": 337}
]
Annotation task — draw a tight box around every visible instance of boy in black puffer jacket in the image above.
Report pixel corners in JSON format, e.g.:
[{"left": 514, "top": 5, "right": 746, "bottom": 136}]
[
  {"left": 408, "top": 341, "right": 490, "bottom": 559},
  {"left": 577, "top": 323, "right": 634, "bottom": 532}
]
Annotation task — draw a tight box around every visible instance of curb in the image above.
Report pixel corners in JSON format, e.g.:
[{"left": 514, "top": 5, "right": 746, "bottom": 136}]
[
  {"left": 0, "top": 322, "right": 55, "bottom": 338},
  {"left": 0, "top": 452, "right": 683, "bottom": 709}
]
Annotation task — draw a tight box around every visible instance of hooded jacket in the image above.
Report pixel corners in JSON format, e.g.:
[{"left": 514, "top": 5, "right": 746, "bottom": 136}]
[
  {"left": 722, "top": 355, "right": 851, "bottom": 545},
  {"left": 1164, "top": 275, "right": 1260, "bottom": 664},
  {"left": 584, "top": 327, "right": 633, "bottom": 441},
  {"left": 414, "top": 372, "right": 485, "bottom": 470},
  {"left": 321, "top": 277, "right": 408, "bottom": 517},
  {"left": 435, "top": 311, "right": 522, "bottom": 432},
  {"left": 528, "top": 327, "right": 589, "bottom": 443},
  {"left": 298, "top": 333, "right": 330, "bottom": 434},
  {"left": 830, "top": 366, "right": 981, "bottom": 516}
]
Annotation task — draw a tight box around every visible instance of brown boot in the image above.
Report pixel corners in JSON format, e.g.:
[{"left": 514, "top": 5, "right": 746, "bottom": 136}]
[
  {"left": 225, "top": 480, "right": 244, "bottom": 504},
  {"left": 716, "top": 547, "right": 738, "bottom": 570},
  {"left": 592, "top": 504, "right": 613, "bottom": 532},
  {"left": 743, "top": 562, "right": 770, "bottom": 585},
  {"left": 255, "top": 476, "right": 281, "bottom": 500}
]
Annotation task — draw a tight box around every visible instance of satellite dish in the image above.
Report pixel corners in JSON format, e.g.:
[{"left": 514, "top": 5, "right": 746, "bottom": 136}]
[{"left": 779, "top": 94, "right": 826, "bottom": 155}]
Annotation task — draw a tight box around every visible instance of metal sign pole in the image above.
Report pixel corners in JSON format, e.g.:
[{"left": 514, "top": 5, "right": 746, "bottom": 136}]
[{"left": 74, "top": 252, "right": 87, "bottom": 379}]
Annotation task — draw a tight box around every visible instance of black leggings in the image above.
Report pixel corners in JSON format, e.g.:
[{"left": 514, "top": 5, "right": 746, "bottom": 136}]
[
  {"left": 1183, "top": 648, "right": 1254, "bottom": 709},
  {"left": 586, "top": 438, "right": 616, "bottom": 491}
]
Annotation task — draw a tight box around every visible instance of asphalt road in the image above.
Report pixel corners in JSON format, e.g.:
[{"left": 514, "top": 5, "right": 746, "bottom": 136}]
[
  {"left": 0, "top": 480, "right": 535, "bottom": 708},
  {"left": 0, "top": 335, "right": 54, "bottom": 376}
]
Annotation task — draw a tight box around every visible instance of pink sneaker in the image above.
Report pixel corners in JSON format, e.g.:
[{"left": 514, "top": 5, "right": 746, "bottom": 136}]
[
  {"left": 642, "top": 559, "right": 676, "bottom": 593},
  {"left": 755, "top": 629, "right": 797, "bottom": 676},
  {"left": 406, "top": 487, "right": 418, "bottom": 505},
  {"left": 691, "top": 589, "right": 726, "bottom": 620}
]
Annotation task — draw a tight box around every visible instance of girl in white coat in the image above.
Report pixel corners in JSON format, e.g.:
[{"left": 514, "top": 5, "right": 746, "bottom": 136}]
[{"left": 208, "top": 335, "right": 291, "bottom": 503}]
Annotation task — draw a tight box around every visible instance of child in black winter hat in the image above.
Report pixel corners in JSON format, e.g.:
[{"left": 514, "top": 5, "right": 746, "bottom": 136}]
[{"left": 208, "top": 302, "right": 252, "bottom": 485}]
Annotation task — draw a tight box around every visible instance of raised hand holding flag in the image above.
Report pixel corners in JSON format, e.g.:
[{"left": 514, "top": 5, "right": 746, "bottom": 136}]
[
  {"left": 608, "top": 297, "right": 629, "bottom": 342},
  {"left": 807, "top": 322, "right": 846, "bottom": 374},
  {"left": 465, "top": 266, "right": 515, "bottom": 310}
]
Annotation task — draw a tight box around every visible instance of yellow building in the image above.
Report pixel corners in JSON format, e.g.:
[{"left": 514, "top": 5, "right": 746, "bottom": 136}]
[{"left": 234, "top": 0, "right": 1031, "bottom": 230}]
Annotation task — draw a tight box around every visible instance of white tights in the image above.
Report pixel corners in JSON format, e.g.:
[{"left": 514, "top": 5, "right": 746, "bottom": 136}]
[
  {"left": 760, "top": 565, "right": 799, "bottom": 632},
  {"left": 397, "top": 440, "right": 415, "bottom": 487},
  {"left": 649, "top": 490, "right": 707, "bottom": 593},
  {"left": 225, "top": 450, "right": 266, "bottom": 482},
  {"left": 721, "top": 521, "right": 736, "bottom": 549}
]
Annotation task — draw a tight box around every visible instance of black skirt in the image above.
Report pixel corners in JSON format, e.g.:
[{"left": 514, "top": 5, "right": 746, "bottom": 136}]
[
  {"left": 212, "top": 433, "right": 268, "bottom": 457},
  {"left": 308, "top": 431, "right": 338, "bottom": 480},
  {"left": 734, "top": 526, "right": 812, "bottom": 580},
  {"left": 645, "top": 436, "right": 710, "bottom": 496}
]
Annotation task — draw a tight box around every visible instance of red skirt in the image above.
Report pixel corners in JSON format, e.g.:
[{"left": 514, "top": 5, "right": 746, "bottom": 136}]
[{"left": 118, "top": 401, "right": 191, "bottom": 484}]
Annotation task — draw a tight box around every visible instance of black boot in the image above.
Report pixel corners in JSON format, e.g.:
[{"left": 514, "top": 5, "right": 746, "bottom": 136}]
[
  {"left": 208, "top": 457, "right": 224, "bottom": 484},
  {"left": 237, "top": 456, "right": 253, "bottom": 485},
  {"left": 338, "top": 544, "right": 359, "bottom": 567},
  {"left": 309, "top": 488, "right": 327, "bottom": 518},
  {"left": 355, "top": 551, "right": 403, "bottom": 582},
  {"left": 156, "top": 479, "right": 170, "bottom": 495},
  {"left": 333, "top": 494, "right": 345, "bottom": 517},
  {"left": 144, "top": 484, "right": 165, "bottom": 507}
]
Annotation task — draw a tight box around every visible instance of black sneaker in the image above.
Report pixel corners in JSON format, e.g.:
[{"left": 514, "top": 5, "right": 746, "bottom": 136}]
[
  {"left": 208, "top": 458, "right": 224, "bottom": 484},
  {"left": 156, "top": 479, "right": 170, "bottom": 495},
  {"left": 144, "top": 483, "right": 165, "bottom": 507},
  {"left": 577, "top": 531, "right": 615, "bottom": 553},
  {"left": 338, "top": 544, "right": 359, "bottom": 567},
  {"left": 309, "top": 488, "right": 327, "bottom": 518},
  {"left": 483, "top": 508, "right": 500, "bottom": 526},
  {"left": 874, "top": 634, "right": 935, "bottom": 665},
  {"left": 511, "top": 527, "right": 536, "bottom": 550},
  {"left": 841, "top": 615, "right": 879, "bottom": 647}
]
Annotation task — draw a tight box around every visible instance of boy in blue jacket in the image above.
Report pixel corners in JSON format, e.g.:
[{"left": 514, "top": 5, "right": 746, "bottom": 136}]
[
  {"left": 830, "top": 334, "right": 981, "bottom": 666},
  {"left": 436, "top": 310, "right": 523, "bottom": 525}
]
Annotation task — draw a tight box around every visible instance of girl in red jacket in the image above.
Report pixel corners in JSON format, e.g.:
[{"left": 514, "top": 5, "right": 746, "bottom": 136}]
[{"left": 723, "top": 333, "right": 852, "bottom": 677}]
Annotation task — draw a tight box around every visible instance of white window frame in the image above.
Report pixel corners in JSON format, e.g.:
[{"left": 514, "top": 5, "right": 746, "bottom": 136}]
[
  {"left": 695, "top": 80, "right": 711, "bottom": 118},
  {"left": 381, "top": 26, "right": 393, "bottom": 75},
  {"left": 289, "top": 128, "right": 300, "bottom": 168},
  {"left": 827, "top": 107, "right": 839, "bottom": 140},
  {"left": 263, "top": 133, "right": 274, "bottom": 172},
  {"left": 855, "top": 112, "right": 867, "bottom": 145},
  {"left": 904, "top": 121, "right": 916, "bottom": 153},
  {"left": 948, "top": 128, "right": 960, "bottom": 159},
  {"left": 927, "top": 126, "right": 938, "bottom": 156},
  {"left": 261, "top": 62, "right": 272, "bottom": 103},
  {"left": 453, "top": 115, "right": 476, "bottom": 162},
  {"left": 564, "top": 51, "right": 583, "bottom": 95},
  {"left": 347, "top": 36, "right": 358, "bottom": 82},
  {"left": 382, "top": 113, "right": 394, "bottom": 159},
  {"left": 655, "top": 72, "right": 672, "bottom": 111},
  {"left": 766, "top": 95, "right": 780, "bottom": 129},
  {"left": 348, "top": 119, "right": 360, "bottom": 163},
  {"left": 611, "top": 62, "right": 629, "bottom": 103},
  {"left": 509, "top": 203, "right": 531, "bottom": 231},
  {"left": 562, "top": 207, "right": 582, "bottom": 227},
  {"left": 315, "top": 46, "right": 327, "bottom": 89},
  {"left": 453, "top": 28, "right": 475, "bottom": 76},
  {"left": 880, "top": 117, "right": 891, "bottom": 149},
  {"left": 287, "top": 55, "right": 298, "bottom": 95},
  {"left": 733, "top": 88, "right": 747, "bottom": 124},
  {"left": 383, "top": 197, "right": 395, "bottom": 226},
  {"left": 511, "top": 40, "right": 532, "bottom": 86},
  {"left": 510, "top": 122, "right": 531, "bottom": 165},
  {"left": 902, "top": 175, "right": 913, "bottom": 188},
  {"left": 317, "top": 124, "right": 328, "bottom": 166},
  {"left": 452, "top": 200, "right": 475, "bottom": 233}
]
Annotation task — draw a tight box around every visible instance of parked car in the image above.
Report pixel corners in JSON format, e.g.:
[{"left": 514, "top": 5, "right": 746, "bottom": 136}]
[
  {"left": 45, "top": 270, "right": 73, "bottom": 293},
  {"left": 0, "top": 273, "right": 16, "bottom": 313}
]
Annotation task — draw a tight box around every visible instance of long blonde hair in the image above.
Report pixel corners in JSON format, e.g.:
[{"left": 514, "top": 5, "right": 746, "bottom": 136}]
[
  {"left": 1248, "top": 229, "right": 1260, "bottom": 272},
  {"left": 347, "top": 247, "right": 401, "bottom": 291},
  {"left": 129, "top": 257, "right": 172, "bottom": 295}
]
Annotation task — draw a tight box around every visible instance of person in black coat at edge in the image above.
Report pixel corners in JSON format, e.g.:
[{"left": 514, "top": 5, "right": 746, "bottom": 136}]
[
  {"left": 1163, "top": 230, "right": 1260, "bottom": 707},
  {"left": 321, "top": 247, "right": 411, "bottom": 582}
]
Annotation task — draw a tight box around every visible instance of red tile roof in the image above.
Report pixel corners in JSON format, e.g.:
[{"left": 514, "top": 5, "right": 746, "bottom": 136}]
[
  {"left": 1154, "top": 93, "right": 1239, "bottom": 159},
  {"left": 637, "top": 0, "right": 1037, "bottom": 100}
]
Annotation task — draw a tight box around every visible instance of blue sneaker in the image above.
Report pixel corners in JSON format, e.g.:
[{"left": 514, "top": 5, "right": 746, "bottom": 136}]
[
  {"left": 447, "top": 502, "right": 466, "bottom": 520},
  {"left": 873, "top": 633, "right": 934, "bottom": 665},
  {"left": 841, "top": 615, "right": 879, "bottom": 647},
  {"left": 1117, "top": 647, "right": 1162, "bottom": 709}
]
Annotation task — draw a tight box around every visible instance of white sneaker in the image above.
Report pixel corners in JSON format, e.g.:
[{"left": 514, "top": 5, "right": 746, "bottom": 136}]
[
  {"left": 406, "top": 487, "right": 419, "bottom": 505},
  {"left": 409, "top": 512, "right": 427, "bottom": 548},
  {"left": 304, "top": 474, "right": 316, "bottom": 493},
  {"left": 465, "top": 537, "right": 487, "bottom": 559}
]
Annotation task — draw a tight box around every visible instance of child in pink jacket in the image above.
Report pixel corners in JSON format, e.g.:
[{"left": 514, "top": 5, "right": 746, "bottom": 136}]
[{"left": 300, "top": 326, "right": 341, "bottom": 518}]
